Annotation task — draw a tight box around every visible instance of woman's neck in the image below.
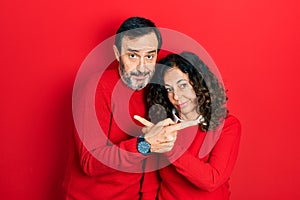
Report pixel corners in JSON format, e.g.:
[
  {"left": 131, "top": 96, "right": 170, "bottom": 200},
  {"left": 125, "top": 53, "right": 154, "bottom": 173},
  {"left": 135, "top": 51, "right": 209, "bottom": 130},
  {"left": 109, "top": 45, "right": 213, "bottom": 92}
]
[{"left": 180, "top": 110, "right": 200, "bottom": 121}]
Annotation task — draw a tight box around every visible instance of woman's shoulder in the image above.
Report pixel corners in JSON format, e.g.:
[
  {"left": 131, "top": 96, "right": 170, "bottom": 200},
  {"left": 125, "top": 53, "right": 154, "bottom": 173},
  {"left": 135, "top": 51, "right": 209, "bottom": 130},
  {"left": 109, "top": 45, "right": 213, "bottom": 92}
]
[
  {"left": 225, "top": 114, "right": 240, "bottom": 125},
  {"left": 221, "top": 114, "right": 241, "bottom": 136}
]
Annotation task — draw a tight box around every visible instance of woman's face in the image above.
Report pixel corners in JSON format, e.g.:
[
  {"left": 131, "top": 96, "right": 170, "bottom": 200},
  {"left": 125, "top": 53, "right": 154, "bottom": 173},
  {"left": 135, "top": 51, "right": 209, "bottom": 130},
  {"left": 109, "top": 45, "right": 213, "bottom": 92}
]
[{"left": 164, "top": 66, "right": 198, "bottom": 120}]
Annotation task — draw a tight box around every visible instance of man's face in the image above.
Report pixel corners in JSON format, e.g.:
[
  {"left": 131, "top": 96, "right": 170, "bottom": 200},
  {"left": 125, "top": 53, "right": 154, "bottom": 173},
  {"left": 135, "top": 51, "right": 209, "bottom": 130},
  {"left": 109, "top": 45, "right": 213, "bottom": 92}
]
[{"left": 113, "top": 32, "right": 159, "bottom": 90}]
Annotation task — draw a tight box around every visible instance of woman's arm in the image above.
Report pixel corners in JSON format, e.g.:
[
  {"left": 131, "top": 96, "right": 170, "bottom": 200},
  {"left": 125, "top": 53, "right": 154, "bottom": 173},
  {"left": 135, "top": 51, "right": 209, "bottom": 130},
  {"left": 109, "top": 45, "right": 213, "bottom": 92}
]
[{"left": 166, "top": 115, "right": 241, "bottom": 192}]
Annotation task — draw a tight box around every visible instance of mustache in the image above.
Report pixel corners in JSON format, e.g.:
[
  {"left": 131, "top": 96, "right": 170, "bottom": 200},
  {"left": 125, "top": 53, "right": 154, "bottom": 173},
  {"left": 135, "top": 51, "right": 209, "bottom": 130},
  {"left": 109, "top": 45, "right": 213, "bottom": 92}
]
[
  {"left": 130, "top": 71, "right": 150, "bottom": 76},
  {"left": 119, "top": 60, "right": 151, "bottom": 77}
]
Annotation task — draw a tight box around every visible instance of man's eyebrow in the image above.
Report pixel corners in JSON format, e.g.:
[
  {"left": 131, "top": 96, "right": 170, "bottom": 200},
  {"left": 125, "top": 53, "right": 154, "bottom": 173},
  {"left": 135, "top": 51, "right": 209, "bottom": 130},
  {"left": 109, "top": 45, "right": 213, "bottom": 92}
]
[
  {"left": 127, "top": 48, "right": 139, "bottom": 52},
  {"left": 126, "top": 48, "right": 157, "bottom": 54},
  {"left": 146, "top": 50, "right": 157, "bottom": 54}
]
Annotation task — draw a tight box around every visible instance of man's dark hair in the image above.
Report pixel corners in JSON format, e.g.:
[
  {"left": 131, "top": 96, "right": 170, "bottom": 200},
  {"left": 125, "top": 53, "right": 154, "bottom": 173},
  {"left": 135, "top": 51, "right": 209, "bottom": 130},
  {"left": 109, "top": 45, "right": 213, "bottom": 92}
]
[{"left": 115, "top": 17, "right": 162, "bottom": 53}]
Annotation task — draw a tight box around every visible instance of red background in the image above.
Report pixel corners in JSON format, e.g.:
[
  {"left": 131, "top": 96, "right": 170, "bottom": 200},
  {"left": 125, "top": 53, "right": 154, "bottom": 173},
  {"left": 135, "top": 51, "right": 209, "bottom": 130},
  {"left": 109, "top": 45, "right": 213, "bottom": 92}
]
[{"left": 1, "top": 0, "right": 299, "bottom": 199}]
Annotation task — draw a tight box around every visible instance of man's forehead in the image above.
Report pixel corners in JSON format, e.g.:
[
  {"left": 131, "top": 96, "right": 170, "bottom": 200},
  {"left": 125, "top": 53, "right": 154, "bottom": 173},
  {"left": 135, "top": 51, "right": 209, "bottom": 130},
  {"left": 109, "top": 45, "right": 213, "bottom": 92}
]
[{"left": 121, "top": 32, "right": 158, "bottom": 52}]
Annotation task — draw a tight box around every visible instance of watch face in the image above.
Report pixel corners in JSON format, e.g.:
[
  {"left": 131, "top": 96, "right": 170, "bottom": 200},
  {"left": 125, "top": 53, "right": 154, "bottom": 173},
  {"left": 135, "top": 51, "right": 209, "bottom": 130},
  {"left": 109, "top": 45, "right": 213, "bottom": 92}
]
[{"left": 138, "top": 141, "right": 151, "bottom": 155}]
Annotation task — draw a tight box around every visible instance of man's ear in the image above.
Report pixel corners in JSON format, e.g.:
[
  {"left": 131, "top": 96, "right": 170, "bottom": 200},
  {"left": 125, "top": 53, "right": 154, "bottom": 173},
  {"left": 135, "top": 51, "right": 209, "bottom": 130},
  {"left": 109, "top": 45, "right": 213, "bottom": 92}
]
[{"left": 113, "top": 45, "right": 120, "bottom": 62}]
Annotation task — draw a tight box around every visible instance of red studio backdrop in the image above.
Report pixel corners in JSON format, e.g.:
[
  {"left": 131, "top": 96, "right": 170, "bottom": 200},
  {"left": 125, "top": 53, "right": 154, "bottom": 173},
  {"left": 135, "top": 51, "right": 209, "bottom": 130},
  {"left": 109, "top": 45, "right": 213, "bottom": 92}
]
[{"left": 0, "top": 0, "right": 299, "bottom": 199}]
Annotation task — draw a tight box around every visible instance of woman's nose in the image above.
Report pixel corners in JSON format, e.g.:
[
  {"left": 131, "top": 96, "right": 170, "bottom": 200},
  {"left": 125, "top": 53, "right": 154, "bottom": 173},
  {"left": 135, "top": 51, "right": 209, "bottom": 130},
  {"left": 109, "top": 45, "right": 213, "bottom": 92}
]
[{"left": 173, "top": 90, "right": 180, "bottom": 100}]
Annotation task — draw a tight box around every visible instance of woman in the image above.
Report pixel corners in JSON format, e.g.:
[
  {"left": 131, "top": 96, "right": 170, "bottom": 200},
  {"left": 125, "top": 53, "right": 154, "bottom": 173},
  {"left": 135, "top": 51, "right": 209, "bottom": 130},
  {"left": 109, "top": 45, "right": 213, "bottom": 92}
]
[{"left": 144, "top": 52, "right": 241, "bottom": 199}]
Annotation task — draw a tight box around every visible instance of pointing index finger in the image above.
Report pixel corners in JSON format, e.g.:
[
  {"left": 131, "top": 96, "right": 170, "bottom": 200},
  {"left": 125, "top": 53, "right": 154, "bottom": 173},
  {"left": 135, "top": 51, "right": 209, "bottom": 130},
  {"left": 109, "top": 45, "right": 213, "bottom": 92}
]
[
  {"left": 134, "top": 115, "right": 154, "bottom": 127},
  {"left": 168, "top": 120, "right": 199, "bottom": 131}
]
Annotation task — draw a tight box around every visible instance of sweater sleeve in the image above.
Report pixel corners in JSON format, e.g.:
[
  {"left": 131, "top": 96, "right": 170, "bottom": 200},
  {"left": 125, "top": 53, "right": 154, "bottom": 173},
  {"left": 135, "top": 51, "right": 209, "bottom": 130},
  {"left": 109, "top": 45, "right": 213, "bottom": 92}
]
[
  {"left": 166, "top": 115, "right": 241, "bottom": 192},
  {"left": 74, "top": 129, "right": 143, "bottom": 176},
  {"left": 72, "top": 74, "right": 146, "bottom": 176}
]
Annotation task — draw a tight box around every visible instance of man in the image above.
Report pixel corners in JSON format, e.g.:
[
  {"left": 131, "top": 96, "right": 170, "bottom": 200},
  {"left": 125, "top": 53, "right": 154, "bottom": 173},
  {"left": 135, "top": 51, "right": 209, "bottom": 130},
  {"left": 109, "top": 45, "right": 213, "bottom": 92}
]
[{"left": 63, "top": 17, "right": 178, "bottom": 200}]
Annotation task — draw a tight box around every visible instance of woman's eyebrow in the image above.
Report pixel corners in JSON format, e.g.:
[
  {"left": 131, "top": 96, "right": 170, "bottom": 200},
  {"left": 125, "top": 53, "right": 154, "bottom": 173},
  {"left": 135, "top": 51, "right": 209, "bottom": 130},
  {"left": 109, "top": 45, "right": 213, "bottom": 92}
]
[
  {"left": 176, "top": 79, "right": 187, "bottom": 84},
  {"left": 164, "top": 79, "right": 187, "bottom": 86}
]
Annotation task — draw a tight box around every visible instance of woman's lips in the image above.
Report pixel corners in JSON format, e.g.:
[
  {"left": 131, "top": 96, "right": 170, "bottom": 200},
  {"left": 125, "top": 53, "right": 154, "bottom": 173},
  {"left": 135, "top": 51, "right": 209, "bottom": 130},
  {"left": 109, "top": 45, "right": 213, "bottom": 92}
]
[{"left": 177, "top": 100, "right": 190, "bottom": 108}]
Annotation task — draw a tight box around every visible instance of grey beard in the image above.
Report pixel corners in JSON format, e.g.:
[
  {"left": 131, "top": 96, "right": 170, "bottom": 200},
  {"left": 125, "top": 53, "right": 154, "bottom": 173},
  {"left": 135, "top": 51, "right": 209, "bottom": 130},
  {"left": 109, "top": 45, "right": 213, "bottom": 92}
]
[{"left": 119, "top": 61, "right": 150, "bottom": 90}]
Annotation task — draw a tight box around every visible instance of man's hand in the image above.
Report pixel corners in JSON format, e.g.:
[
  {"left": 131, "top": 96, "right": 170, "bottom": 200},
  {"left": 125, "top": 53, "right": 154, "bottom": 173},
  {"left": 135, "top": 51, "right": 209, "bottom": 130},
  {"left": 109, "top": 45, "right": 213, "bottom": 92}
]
[{"left": 134, "top": 116, "right": 181, "bottom": 153}]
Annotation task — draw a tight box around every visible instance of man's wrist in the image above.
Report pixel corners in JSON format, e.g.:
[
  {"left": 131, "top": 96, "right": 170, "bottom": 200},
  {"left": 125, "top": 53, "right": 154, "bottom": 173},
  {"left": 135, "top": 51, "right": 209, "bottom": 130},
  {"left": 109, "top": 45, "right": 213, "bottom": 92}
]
[{"left": 137, "top": 135, "right": 151, "bottom": 156}]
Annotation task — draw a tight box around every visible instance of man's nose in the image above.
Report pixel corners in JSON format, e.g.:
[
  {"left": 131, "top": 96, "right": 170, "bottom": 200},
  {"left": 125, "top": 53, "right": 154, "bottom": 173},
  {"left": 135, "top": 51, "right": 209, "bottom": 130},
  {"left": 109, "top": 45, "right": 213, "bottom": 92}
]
[{"left": 137, "top": 57, "right": 146, "bottom": 72}]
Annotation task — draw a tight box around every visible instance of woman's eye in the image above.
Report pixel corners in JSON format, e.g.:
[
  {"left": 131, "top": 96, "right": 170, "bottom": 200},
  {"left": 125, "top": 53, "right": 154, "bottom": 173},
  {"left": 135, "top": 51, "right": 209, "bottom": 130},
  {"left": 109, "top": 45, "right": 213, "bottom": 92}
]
[
  {"left": 165, "top": 87, "right": 173, "bottom": 92},
  {"left": 179, "top": 83, "right": 187, "bottom": 89}
]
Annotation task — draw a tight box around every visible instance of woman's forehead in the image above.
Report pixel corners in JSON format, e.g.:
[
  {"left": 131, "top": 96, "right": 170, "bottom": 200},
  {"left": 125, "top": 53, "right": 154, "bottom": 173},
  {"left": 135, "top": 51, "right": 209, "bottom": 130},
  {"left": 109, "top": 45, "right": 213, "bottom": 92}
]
[{"left": 164, "top": 67, "right": 189, "bottom": 84}]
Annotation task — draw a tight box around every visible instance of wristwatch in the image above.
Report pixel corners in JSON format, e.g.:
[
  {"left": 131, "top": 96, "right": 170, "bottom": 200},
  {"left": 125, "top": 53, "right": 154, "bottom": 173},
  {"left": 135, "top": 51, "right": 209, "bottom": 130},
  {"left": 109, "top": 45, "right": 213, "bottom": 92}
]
[{"left": 137, "top": 135, "right": 151, "bottom": 156}]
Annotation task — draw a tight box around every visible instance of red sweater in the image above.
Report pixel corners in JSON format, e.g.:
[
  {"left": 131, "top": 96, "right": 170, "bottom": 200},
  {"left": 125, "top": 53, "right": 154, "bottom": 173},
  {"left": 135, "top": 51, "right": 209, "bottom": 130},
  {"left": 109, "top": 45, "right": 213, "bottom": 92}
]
[
  {"left": 142, "top": 115, "right": 241, "bottom": 200},
  {"left": 63, "top": 65, "right": 153, "bottom": 199}
]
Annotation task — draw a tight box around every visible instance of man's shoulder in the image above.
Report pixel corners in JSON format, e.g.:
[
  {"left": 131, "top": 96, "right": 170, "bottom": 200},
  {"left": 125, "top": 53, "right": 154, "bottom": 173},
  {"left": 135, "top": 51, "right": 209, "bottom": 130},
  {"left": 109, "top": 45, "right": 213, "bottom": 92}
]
[
  {"left": 100, "top": 62, "right": 119, "bottom": 82},
  {"left": 98, "top": 62, "right": 120, "bottom": 89}
]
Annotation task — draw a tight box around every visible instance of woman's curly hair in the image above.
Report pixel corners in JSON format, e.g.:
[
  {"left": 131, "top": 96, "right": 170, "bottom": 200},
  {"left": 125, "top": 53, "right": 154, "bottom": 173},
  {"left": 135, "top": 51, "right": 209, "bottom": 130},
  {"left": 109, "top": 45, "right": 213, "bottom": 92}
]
[{"left": 146, "top": 52, "right": 228, "bottom": 131}]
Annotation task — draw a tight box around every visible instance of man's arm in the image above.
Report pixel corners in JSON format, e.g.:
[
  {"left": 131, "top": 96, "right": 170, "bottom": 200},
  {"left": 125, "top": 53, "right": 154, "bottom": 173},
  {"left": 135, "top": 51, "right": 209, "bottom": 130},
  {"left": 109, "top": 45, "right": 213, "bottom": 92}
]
[
  {"left": 73, "top": 74, "right": 179, "bottom": 176},
  {"left": 73, "top": 74, "right": 146, "bottom": 176}
]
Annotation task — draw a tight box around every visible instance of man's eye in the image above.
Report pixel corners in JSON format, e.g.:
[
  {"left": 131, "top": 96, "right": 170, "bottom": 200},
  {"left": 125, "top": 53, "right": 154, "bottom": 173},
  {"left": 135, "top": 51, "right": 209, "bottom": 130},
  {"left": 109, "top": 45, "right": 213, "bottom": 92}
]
[
  {"left": 129, "top": 54, "right": 136, "bottom": 58},
  {"left": 146, "top": 55, "right": 153, "bottom": 59}
]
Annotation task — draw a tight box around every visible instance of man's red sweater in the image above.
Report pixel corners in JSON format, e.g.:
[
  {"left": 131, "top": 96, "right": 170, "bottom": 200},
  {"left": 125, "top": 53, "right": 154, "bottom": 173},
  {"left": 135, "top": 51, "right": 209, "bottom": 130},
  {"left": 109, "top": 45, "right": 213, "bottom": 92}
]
[{"left": 63, "top": 65, "right": 153, "bottom": 199}]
